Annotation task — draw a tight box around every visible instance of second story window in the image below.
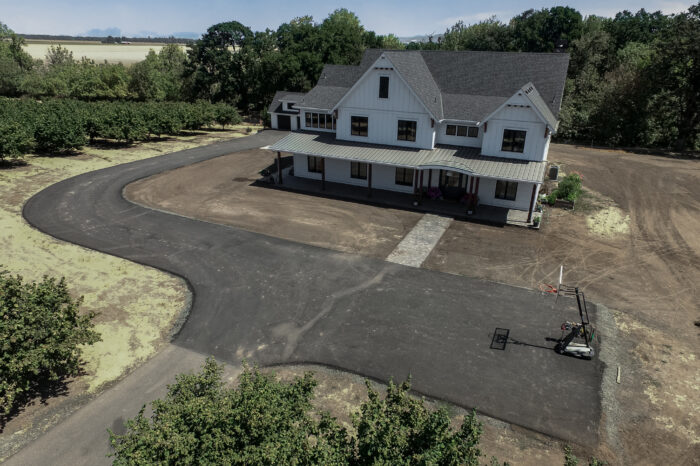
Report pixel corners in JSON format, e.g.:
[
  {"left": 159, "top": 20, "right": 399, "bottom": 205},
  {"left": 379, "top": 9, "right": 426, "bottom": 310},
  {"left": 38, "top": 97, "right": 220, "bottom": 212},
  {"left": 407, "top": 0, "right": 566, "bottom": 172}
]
[
  {"left": 351, "top": 116, "right": 368, "bottom": 137},
  {"left": 501, "top": 129, "right": 527, "bottom": 153},
  {"left": 397, "top": 120, "right": 417, "bottom": 142},
  {"left": 379, "top": 76, "right": 389, "bottom": 99},
  {"left": 446, "top": 124, "right": 478, "bottom": 138}
]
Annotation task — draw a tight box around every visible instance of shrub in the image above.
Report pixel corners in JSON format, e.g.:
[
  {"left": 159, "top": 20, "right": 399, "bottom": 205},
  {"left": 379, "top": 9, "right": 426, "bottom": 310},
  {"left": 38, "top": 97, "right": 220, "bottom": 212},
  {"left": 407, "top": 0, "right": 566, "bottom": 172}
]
[
  {"left": 547, "top": 191, "right": 558, "bottom": 205},
  {"left": 557, "top": 173, "right": 583, "bottom": 202},
  {"left": 0, "top": 271, "right": 100, "bottom": 416}
]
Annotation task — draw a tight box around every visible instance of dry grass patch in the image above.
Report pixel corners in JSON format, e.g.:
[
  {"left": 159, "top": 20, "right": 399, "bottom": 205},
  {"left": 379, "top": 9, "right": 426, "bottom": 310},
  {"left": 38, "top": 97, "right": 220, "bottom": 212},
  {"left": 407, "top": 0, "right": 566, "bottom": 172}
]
[{"left": 0, "top": 127, "right": 259, "bottom": 440}]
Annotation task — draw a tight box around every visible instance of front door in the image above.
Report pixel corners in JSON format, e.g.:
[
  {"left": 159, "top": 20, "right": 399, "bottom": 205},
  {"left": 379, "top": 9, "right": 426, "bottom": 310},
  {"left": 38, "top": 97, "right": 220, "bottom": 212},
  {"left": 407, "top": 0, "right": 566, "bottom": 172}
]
[{"left": 440, "top": 171, "right": 464, "bottom": 200}]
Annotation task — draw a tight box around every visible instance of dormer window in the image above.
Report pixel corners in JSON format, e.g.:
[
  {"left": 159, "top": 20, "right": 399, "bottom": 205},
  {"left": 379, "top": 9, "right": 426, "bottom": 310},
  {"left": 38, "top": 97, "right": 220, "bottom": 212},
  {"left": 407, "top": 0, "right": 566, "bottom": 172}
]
[{"left": 379, "top": 76, "right": 389, "bottom": 99}]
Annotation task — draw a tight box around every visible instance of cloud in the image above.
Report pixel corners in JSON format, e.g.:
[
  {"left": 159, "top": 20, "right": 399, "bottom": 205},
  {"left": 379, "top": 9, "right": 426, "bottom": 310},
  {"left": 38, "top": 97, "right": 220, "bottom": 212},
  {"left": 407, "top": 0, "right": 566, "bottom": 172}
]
[{"left": 440, "top": 11, "right": 508, "bottom": 27}]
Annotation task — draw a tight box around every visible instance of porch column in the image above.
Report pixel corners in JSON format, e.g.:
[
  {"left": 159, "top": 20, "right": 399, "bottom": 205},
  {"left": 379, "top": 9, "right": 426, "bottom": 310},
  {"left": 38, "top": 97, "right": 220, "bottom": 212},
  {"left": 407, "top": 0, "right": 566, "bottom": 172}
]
[
  {"left": 419, "top": 170, "right": 424, "bottom": 203},
  {"left": 367, "top": 164, "right": 373, "bottom": 198},
  {"left": 321, "top": 158, "right": 326, "bottom": 191},
  {"left": 527, "top": 184, "right": 538, "bottom": 222},
  {"left": 468, "top": 176, "right": 474, "bottom": 194},
  {"left": 277, "top": 151, "right": 283, "bottom": 185},
  {"left": 428, "top": 169, "right": 432, "bottom": 188},
  {"left": 474, "top": 177, "right": 480, "bottom": 196}
]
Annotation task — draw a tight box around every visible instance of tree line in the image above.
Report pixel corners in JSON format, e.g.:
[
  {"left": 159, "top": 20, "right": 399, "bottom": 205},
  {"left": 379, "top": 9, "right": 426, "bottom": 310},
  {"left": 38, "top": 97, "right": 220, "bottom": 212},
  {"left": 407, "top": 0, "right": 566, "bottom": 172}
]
[
  {"left": 2, "top": 4, "right": 698, "bottom": 151},
  {"left": 0, "top": 98, "right": 240, "bottom": 161}
]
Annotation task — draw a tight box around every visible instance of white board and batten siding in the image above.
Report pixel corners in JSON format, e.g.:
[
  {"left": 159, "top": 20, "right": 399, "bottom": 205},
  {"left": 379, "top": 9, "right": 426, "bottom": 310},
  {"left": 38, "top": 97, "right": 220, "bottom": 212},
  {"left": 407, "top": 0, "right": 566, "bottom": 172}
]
[
  {"left": 292, "top": 154, "right": 415, "bottom": 194},
  {"left": 478, "top": 178, "right": 537, "bottom": 211},
  {"left": 335, "top": 65, "right": 435, "bottom": 149},
  {"left": 481, "top": 94, "right": 550, "bottom": 162}
]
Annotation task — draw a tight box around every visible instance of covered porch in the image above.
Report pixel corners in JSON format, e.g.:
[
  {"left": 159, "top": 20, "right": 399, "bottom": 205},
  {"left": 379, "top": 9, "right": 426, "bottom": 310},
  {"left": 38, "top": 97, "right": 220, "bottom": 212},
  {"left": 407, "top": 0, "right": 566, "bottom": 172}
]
[{"left": 270, "top": 168, "right": 532, "bottom": 227}]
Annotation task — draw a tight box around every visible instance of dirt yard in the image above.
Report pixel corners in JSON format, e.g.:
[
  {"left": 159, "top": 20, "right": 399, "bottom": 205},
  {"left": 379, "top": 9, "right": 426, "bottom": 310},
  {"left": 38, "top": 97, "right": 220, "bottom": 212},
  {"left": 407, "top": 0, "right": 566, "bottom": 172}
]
[
  {"left": 126, "top": 141, "right": 699, "bottom": 464},
  {"left": 424, "top": 144, "right": 700, "bottom": 465},
  {"left": 125, "top": 149, "right": 422, "bottom": 259},
  {"left": 0, "top": 125, "right": 260, "bottom": 460}
]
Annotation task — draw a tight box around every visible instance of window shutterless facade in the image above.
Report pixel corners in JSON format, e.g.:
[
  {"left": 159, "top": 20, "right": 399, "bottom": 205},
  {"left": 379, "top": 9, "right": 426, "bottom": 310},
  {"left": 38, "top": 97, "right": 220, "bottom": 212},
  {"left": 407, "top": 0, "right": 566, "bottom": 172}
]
[
  {"left": 397, "top": 120, "right": 417, "bottom": 142},
  {"left": 351, "top": 116, "right": 368, "bottom": 136},
  {"left": 350, "top": 162, "right": 367, "bottom": 180},
  {"left": 446, "top": 124, "right": 478, "bottom": 138},
  {"left": 395, "top": 167, "right": 414, "bottom": 186},
  {"left": 501, "top": 129, "right": 526, "bottom": 152},
  {"left": 307, "top": 156, "right": 323, "bottom": 173},
  {"left": 495, "top": 180, "right": 518, "bottom": 201},
  {"left": 379, "top": 76, "right": 389, "bottom": 98},
  {"left": 305, "top": 112, "right": 335, "bottom": 130}
]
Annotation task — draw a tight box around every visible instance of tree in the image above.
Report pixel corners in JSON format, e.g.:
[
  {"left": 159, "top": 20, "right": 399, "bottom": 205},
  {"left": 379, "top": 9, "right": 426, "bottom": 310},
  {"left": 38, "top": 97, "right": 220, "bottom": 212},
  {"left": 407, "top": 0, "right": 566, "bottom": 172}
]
[
  {"left": 441, "top": 17, "right": 513, "bottom": 51},
  {"left": 33, "top": 100, "right": 87, "bottom": 153},
  {"left": 185, "top": 21, "right": 254, "bottom": 104},
  {"left": 110, "top": 359, "right": 351, "bottom": 464},
  {"left": 354, "top": 378, "right": 483, "bottom": 465},
  {"left": 110, "top": 359, "right": 485, "bottom": 464},
  {"left": 510, "top": 7, "right": 583, "bottom": 52},
  {"left": 647, "top": 4, "right": 700, "bottom": 151},
  {"left": 0, "top": 271, "right": 100, "bottom": 417},
  {"left": 319, "top": 9, "right": 365, "bottom": 65},
  {"left": 45, "top": 44, "right": 75, "bottom": 68},
  {"left": 604, "top": 8, "right": 670, "bottom": 49},
  {"left": 0, "top": 120, "right": 34, "bottom": 162}
]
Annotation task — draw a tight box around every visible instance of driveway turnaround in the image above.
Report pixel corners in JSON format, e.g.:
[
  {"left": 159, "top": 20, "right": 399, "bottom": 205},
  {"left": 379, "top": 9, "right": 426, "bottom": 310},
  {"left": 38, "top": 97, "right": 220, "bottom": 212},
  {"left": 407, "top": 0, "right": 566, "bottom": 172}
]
[{"left": 15, "top": 131, "right": 602, "bottom": 461}]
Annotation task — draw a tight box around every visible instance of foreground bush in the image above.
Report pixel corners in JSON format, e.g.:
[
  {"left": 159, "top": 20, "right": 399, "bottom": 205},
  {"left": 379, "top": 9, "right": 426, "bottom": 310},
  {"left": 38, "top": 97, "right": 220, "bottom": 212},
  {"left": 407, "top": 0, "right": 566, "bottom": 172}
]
[
  {"left": 556, "top": 173, "right": 583, "bottom": 202},
  {"left": 110, "top": 359, "right": 483, "bottom": 465},
  {"left": 0, "top": 271, "right": 101, "bottom": 416},
  {"left": 0, "top": 120, "right": 34, "bottom": 161}
]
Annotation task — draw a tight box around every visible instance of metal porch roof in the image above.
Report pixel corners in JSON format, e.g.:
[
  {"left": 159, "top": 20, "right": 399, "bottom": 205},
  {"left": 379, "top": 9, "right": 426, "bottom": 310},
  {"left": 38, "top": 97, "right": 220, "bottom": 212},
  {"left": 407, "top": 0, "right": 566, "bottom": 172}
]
[{"left": 267, "top": 132, "right": 546, "bottom": 183}]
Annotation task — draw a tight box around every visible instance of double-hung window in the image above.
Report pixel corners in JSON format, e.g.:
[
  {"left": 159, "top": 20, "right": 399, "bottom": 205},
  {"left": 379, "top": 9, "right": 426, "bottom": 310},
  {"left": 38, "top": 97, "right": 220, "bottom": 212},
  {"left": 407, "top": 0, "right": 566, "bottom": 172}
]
[
  {"left": 351, "top": 116, "right": 368, "bottom": 136},
  {"left": 397, "top": 120, "right": 417, "bottom": 142},
  {"left": 395, "top": 167, "right": 414, "bottom": 186},
  {"left": 350, "top": 162, "right": 367, "bottom": 180},
  {"left": 308, "top": 156, "right": 323, "bottom": 173},
  {"left": 495, "top": 180, "right": 518, "bottom": 201},
  {"left": 501, "top": 129, "right": 526, "bottom": 153}
]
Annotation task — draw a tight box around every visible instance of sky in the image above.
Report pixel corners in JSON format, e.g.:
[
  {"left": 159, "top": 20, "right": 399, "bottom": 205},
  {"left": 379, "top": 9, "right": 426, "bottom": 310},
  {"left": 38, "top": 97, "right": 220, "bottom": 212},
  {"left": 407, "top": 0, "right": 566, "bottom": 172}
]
[{"left": 0, "top": 0, "right": 694, "bottom": 38}]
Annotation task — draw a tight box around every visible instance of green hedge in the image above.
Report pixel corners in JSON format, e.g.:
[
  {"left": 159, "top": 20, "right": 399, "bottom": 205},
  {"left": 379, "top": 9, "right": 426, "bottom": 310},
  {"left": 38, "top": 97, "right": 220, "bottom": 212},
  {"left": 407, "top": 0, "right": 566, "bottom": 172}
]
[{"left": 0, "top": 98, "right": 242, "bottom": 160}]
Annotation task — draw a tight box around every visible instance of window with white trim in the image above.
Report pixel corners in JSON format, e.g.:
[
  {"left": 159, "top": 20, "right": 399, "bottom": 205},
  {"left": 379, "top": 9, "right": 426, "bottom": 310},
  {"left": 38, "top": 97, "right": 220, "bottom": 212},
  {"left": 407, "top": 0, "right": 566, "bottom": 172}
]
[
  {"left": 305, "top": 112, "right": 335, "bottom": 130},
  {"left": 395, "top": 167, "right": 414, "bottom": 186},
  {"left": 446, "top": 124, "right": 478, "bottom": 138},
  {"left": 307, "top": 156, "right": 323, "bottom": 173},
  {"left": 495, "top": 180, "right": 518, "bottom": 201},
  {"left": 350, "top": 162, "right": 367, "bottom": 180},
  {"left": 501, "top": 129, "right": 526, "bottom": 153}
]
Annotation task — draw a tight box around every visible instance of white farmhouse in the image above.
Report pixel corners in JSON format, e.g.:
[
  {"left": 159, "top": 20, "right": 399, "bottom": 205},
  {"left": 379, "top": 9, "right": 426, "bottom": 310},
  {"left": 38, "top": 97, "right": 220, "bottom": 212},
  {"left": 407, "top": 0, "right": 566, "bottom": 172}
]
[{"left": 268, "top": 49, "right": 569, "bottom": 222}]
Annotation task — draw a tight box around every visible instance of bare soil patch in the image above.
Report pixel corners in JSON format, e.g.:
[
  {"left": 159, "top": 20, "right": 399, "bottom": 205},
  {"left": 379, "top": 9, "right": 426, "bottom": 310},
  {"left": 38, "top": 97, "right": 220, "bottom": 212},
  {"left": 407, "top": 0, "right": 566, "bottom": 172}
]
[
  {"left": 424, "top": 143, "right": 700, "bottom": 464},
  {"left": 125, "top": 149, "right": 422, "bottom": 259}
]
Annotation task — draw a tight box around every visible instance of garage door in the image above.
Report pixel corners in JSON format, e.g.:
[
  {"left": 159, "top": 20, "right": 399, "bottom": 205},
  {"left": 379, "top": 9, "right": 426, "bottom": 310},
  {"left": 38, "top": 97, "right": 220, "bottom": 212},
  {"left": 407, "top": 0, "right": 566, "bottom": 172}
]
[{"left": 277, "top": 115, "right": 291, "bottom": 130}]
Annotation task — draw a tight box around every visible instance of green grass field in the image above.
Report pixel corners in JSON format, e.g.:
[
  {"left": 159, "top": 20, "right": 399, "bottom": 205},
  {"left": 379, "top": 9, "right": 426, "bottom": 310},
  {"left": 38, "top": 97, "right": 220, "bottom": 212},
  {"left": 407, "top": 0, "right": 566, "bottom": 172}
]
[{"left": 23, "top": 40, "right": 187, "bottom": 65}]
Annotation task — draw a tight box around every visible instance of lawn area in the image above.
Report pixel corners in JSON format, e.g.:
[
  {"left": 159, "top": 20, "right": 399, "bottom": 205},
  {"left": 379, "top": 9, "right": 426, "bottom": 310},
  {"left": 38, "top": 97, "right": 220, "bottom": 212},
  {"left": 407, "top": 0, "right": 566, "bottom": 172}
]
[
  {"left": 23, "top": 41, "right": 187, "bottom": 65},
  {"left": 0, "top": 125, "right": 260, "bottom": 450}
]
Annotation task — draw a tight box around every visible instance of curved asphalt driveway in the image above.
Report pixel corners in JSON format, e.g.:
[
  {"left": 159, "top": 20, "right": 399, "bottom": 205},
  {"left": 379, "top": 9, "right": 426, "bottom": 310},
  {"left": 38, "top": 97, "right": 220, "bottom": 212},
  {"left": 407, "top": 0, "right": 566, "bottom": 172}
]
[{"left": 19, "top": 131, "right": 601, "bottom": 453}]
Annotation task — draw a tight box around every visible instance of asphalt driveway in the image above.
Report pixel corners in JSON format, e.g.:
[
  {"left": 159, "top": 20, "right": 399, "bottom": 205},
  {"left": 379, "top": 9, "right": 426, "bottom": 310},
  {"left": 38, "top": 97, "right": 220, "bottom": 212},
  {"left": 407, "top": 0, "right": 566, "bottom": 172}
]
[{"left": 14, "top": 130, "right": 603, "bottom": 462}]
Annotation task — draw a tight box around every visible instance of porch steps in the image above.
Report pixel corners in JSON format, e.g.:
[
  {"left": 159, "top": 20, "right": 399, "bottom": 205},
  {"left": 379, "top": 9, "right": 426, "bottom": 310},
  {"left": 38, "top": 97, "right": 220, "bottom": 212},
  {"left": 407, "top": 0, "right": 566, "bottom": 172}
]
[{"left": 386, "top": 214, "right": 453, "bottom": 268}]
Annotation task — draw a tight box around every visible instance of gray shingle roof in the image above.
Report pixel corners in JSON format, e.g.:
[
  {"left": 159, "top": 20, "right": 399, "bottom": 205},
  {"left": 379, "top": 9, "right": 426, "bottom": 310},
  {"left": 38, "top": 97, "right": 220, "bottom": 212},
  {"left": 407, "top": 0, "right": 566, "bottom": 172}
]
[
  {"left": 295, "top": 49, "right": 569, "bottom": 127},
  {"left": 268, "top": 131, "right": 546, "bottom": 183},
  {"left": 383, "top": 51, "right": 443, "bottom": 119},
  {"left": 267, "top": 91, "right": 305, "bottom": 114}
]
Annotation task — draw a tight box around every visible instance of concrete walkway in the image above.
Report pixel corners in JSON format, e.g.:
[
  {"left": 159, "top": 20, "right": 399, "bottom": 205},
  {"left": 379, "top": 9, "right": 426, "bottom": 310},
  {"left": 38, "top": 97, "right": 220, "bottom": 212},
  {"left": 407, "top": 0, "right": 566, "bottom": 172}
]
[
  {"left": 386, "top": 214, "right": 453, "bottom": 267},
  {"left": 9, "top": 131, "right": 602, "bottom": 463}
]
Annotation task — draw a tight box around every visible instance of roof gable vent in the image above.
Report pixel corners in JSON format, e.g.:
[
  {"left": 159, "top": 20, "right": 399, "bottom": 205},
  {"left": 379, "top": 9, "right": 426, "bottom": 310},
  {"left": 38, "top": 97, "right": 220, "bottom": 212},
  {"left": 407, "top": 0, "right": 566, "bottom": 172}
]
[{"left": 523, "top": 84, "right": 534, "bottom": 95}]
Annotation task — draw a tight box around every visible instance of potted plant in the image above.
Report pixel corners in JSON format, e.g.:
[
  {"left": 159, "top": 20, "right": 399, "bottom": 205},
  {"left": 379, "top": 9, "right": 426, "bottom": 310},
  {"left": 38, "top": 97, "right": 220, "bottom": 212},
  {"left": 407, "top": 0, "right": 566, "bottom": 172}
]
[{"left": 533, "top": 216, "right": 541, "bottom": 227}]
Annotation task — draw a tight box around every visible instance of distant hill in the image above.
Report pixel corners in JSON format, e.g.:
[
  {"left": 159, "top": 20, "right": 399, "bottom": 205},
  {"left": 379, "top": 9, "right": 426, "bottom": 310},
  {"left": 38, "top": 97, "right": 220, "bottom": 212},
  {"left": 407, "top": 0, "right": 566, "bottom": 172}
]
[{"left": 398, "top": 34, "right": 444, "bottom": 44}]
